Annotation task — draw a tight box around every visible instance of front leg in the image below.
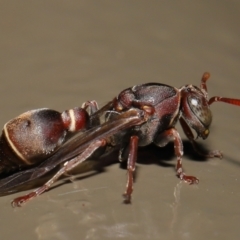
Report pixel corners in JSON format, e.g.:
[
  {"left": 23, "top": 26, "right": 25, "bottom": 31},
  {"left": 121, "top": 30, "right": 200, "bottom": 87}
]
[{"left": 154, "top": 128, "right": 198, "bottom": 184}]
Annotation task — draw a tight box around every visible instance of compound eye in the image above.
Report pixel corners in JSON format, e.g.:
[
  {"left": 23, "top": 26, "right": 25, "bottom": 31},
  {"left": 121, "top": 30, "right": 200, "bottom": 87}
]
[{"left": 187, "top": 95, "right": 212, "bottom": 128}]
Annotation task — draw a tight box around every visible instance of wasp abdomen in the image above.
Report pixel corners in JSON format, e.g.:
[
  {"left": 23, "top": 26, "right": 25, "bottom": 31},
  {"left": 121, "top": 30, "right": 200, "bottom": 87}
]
[{"left": 0, "top": 107, "right": 89, "bottom": 176}]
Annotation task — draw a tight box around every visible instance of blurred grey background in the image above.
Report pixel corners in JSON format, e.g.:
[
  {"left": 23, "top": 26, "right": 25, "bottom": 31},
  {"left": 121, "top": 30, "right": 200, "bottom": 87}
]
[{"left": 0, "top": 1, "right": 240, "bottom": 240}]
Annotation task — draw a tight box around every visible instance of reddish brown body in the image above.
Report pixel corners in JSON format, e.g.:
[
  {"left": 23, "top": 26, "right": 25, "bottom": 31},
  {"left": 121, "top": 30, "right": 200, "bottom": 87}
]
[
  {"left": 113, "top": 83, "right": 181, "bottom": 146},
  {"left": 0, "top": 72, "right": 240, "bottom": 207}
]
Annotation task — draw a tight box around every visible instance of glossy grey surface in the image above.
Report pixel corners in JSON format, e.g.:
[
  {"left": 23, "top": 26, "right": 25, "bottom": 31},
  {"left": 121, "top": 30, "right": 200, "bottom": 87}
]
[{"left": 0, "top": 1, "right": 240, "bottom": 239}]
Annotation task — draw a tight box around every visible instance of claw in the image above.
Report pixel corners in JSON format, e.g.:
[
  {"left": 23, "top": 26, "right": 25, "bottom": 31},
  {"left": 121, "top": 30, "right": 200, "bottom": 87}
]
[
  {"left": 211, "top": 150, "right": 223, "bottom": 159},
  {"left": 11, "top": 193, "right": 35, "bottom": 207},
  {"left": 182, "top": 175, "right": 199, "bottom": 184},
  {"left": 122, "top": 193, "right": 131, "bottom": 204}
]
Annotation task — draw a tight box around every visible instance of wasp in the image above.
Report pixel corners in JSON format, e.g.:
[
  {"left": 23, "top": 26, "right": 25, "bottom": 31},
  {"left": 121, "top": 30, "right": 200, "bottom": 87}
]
[{"left": 0, "top": 72, "right": 239, "bottom": 207}]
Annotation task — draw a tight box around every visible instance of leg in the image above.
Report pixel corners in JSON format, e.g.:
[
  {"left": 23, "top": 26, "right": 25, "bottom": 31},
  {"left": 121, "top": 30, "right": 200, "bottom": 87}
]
[
  {"left": 82, "top": 100, "right": 99, "bottom": 114},
  {"left": 179, "top": 117, "right": 222, "bottom": 158},
  {"left": 155, "top": 128, "right": 198, "bottom": 184},
  {"left": 122, "top": 135, "right": 139, "bottom": 204},
  {"left": 12, "top": 139, "right": 106, "bottom": 207}
]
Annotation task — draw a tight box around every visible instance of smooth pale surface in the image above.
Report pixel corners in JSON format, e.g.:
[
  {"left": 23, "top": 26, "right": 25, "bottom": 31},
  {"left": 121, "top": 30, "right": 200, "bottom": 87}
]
[{"left": 0, "top": 1, "right": 240, "bottom": 240}]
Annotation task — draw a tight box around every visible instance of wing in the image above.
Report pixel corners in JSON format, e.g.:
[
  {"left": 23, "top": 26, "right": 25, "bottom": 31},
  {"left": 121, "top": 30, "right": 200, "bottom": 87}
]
[{"left": 0, "top": 108, "right": 146, "bottom": 194}]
